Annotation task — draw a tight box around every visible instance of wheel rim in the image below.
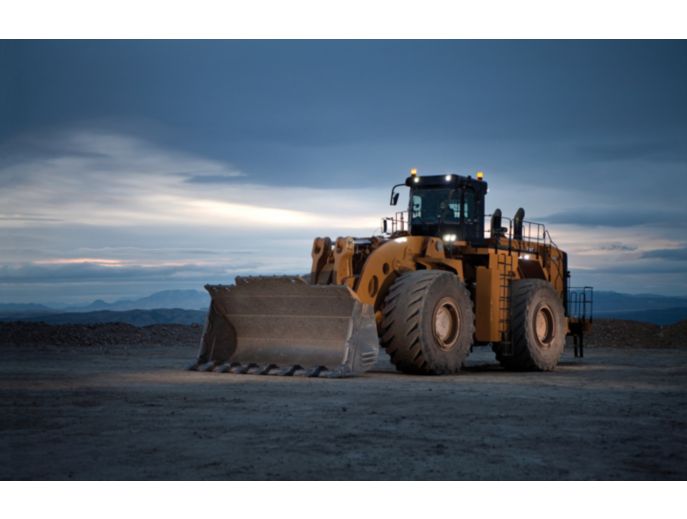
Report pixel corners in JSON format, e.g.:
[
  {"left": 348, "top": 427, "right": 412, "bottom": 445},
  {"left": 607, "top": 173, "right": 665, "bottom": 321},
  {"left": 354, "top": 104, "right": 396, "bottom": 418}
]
[
  {"left": 534, "top": 304, "right": 555, "bottom": 347},
  {"left": 432, "top": 298, "right": 461, "bottom": 351}
]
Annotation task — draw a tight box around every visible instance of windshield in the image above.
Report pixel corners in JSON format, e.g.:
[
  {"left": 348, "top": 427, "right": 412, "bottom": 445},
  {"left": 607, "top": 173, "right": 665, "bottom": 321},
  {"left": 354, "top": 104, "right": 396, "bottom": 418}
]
[{"left": 411, "top": 188, "right": 475, "bottom": 224}]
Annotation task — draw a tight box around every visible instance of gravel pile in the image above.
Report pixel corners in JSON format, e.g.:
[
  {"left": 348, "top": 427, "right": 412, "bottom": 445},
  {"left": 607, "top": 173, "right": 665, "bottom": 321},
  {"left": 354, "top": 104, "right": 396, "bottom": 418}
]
[
  {"left": 0, "top": 319, "right": 684, "bottom": 349},
  {"left": 0, "top": 321, "right": 202, "bottom": 348},
  {"left": 662, "top": 320, "right": 687, "bottom": 347},
  {"left": 580, "top": 319, "right": 687, "bottom": 348}
]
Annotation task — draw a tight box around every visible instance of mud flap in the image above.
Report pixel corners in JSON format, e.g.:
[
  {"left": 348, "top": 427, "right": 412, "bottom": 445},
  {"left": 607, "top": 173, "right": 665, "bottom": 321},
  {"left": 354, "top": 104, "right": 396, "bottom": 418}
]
[{"left": 189, "top": 276, "right": 379, "bottom": 377}]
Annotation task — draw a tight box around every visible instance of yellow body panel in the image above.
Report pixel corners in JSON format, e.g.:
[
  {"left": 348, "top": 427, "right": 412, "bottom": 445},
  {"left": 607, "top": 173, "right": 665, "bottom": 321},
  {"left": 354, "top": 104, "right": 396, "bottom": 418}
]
[
  {"left": 475, "top": 263, "right": 500, "bottom": 342},
  {"left": 310, "top": 233, "right": 570, "bottom": 342},
  {"left": 355, "top": 236, "right": 434, "bottom": 306}
]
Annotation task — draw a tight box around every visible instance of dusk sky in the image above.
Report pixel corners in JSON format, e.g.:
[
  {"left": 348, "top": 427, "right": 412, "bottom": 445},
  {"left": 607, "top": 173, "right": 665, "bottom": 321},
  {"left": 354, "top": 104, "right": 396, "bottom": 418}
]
[{"left": 1, "top": 40, "right": 686, "bottom": 303}]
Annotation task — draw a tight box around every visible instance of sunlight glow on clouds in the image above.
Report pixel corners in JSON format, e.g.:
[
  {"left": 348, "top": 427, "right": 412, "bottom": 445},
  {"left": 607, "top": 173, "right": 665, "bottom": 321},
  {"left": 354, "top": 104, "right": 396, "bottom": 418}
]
[
  {"left": 1, "top": 129, "right": 686, "bottom": 301},
  {"left": 0, "top": 130, "right": 383, "bottom": 232},
  {"left": 33, "top": 258, "right": 126, "bottom": 267},
  {"left": 0, "top": 130, "right": 387, "bottom": 301}
]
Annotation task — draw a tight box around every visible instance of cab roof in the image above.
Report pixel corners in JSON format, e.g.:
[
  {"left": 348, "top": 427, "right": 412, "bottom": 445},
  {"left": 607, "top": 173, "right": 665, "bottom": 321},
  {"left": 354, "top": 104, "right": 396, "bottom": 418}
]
[{"left": 404, "top": 174, "right": 488, "bottom": 195}]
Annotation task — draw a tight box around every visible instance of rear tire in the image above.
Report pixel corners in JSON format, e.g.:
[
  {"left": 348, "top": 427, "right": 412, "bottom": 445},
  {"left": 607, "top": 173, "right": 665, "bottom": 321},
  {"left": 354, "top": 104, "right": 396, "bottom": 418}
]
[
  {"left": 496, "top": 279, "right": 565, "bottom": 371},
  {"left": 379, "top": 270, "right": 474, "bottom": 374}
]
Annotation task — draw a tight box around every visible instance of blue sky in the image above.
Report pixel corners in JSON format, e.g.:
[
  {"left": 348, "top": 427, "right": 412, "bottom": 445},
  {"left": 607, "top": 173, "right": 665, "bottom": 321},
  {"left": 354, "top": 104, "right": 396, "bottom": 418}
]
[{"left": 1, "top": 40, "right": 686, "bottom": 303}]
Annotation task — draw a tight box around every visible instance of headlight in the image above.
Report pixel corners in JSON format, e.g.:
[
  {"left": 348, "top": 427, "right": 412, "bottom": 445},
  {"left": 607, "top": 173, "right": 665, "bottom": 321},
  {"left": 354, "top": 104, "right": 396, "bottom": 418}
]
[{"left": 442, "top": 233, "right": 457, "bottom": 242}]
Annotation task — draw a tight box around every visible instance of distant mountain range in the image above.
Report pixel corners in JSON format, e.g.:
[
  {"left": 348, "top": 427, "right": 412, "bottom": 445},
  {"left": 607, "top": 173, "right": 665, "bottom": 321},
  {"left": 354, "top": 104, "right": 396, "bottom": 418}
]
[
  {"left": 592, "top": 291, "right": 687, "bottom": 314},
  {"left": 73, "top": 289, "right": 210, "bottom": 312},
  {"left": 0, "top": 289, "right": 210, "bottom": 326},
  {"left": 1, "top": 288, "right": 686, "bottom": 326},
  {"left": 0, "top": 289, "right": 209, "bottom": 314},
  {"left": 592, "top": 291, "right": 687, "bottom": 324}
]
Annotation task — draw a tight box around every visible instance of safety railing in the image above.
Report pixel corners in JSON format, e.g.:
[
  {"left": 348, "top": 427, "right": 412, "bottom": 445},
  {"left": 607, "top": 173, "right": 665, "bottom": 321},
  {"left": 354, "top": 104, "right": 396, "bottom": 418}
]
[
  {"left": 484, "top": 214, "right": 556, "bottom": 252},
  {"left": 382, "top": 211, "right": 408, "bottom": 234},
  {"left": 567, "top": 286, "right": 594, "bottom": 323}
]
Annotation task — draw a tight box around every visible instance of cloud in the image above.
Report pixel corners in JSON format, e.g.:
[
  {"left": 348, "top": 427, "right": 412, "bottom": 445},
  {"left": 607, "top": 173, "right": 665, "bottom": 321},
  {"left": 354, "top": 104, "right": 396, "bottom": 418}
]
[
  {"left": 542, "top": 209, "right": 681, "bottom": 228},
  {"left": 577, "top": 140, "right": 687, "bottom": 163},
  {"left": 641, "top": 248, "right": 687, "bottom": 261},
  {"left": 0, "top": 129, "right": 394, "bottom": 301},
  {"left": 184, "top": 174, "right": 246, "bottom": 184},
  {"left": 0, "top": 214, "right": 62, "bottom": 223},
  {"left": 584, "top": 261, "right": 687, "bottom": 276},
  {"left": 0, "top": 258, "right": 292, "bottom": 285},
  {"left": 1, "top": 262, "right": 198, "bottom": 283},
  {"left": 0, "top": 130, "right": 386, "bottom": 232},
  {"left": 2, "top": 127, "right": 687, "bottom": 301},
  {"left": 0, "top": 131, "right": 244, "bottom": 182},
  {"left": 599, "top": 243, "right": 638, "bottom": 252}
]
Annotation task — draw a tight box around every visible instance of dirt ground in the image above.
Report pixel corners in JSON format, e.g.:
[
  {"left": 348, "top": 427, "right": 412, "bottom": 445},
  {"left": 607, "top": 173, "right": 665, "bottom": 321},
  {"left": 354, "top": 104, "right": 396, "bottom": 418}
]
[{"left": 1, "top": 341, "right": 686, "bottom": 480}]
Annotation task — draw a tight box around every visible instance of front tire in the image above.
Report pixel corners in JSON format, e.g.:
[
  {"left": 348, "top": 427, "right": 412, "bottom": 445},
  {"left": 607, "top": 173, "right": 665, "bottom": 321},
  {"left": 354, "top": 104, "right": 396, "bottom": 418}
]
[
  {"left": 496, "top": 279, "right": 566, "bottom": 371},
  {"left": 379, "top": 270, "right": 474, "bottom": 374}
]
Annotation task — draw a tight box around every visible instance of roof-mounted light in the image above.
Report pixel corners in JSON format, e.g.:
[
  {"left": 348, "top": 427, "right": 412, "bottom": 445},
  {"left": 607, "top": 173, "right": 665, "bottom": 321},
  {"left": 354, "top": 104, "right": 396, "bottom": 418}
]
[
  {"left": 410, "top": 168, "right": 417, "bottom": 176},
  {"left": 445, "top": 174, "right": 452, "bottom": 181},
  {"left": 476, "top": 171, "right": 484, "bottom": 181}
]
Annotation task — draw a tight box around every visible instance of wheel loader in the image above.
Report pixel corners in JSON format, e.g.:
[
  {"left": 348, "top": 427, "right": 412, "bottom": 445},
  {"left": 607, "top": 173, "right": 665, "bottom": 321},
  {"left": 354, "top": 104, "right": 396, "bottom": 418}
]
[{"left": 190, "top": 169, "right": 593, "bottom": 377}]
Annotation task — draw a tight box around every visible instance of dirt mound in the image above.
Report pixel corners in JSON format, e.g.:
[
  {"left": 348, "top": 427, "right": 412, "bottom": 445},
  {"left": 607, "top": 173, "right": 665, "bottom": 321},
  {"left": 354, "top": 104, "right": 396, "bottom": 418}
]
[
  {"left": 1, "top": 319, "right": 685, "bottom": 350},
  {"left": 0, "top": 321, "right": 202, "bottom": 348},
  {"left": 663, "top": 320, "right": 687, "bottom": 347},
  {"left": 584, "top": 319, "right": 686, "bottom": 348}
]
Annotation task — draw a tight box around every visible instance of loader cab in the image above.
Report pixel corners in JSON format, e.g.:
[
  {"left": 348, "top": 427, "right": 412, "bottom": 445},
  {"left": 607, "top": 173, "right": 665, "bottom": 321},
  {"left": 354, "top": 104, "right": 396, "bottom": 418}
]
[{"left": 402, "top": 174, "right": 487, "bottom": 244}]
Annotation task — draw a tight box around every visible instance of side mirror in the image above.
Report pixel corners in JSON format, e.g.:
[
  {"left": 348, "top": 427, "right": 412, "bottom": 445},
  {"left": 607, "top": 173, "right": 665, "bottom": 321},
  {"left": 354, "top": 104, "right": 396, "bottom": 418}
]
[{"left": 389, "top": 183, "right": 405, "bottom": 207}]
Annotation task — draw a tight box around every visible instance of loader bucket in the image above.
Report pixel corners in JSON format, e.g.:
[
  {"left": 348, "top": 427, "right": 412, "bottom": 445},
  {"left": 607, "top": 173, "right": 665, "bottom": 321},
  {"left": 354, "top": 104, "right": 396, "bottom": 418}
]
[{"left": 190, "top": 276, "right": 380, "bottom": 377}]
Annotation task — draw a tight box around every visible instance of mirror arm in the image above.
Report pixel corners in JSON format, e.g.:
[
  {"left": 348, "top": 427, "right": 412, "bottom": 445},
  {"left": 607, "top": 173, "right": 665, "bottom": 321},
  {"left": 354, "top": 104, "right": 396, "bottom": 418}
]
[{"left": 389, "top": 183, "right": 405, "bottom": 206}]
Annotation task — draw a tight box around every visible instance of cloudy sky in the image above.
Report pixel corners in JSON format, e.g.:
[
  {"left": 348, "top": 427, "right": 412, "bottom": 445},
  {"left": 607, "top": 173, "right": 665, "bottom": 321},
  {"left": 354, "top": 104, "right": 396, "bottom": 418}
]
[{"left": 1, "top": 40, "right": 686, "bottom": 303}]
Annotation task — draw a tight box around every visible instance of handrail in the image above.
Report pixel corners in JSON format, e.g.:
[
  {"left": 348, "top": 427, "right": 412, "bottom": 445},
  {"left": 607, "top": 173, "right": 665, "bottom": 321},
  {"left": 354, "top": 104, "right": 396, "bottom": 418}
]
[
  {"left": 382, "top": 211, "right": 408, "bottom": 234},
  {"left": 567, "top": 286, "right": 594, "bottom": 323},
  {"left": 484, "top": 214, "right": 557, "bottom": 251}
]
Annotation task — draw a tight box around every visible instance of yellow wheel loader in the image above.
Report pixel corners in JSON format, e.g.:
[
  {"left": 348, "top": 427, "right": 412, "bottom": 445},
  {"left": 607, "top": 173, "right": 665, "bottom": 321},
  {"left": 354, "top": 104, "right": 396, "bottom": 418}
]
[{"left": 190, "top": 170, "right": 593, "bottom": 377}]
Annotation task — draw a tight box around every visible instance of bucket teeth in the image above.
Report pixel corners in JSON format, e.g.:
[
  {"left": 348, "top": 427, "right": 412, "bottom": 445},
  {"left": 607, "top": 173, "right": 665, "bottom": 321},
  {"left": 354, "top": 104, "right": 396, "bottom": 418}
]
[
  {"left": 257, "top": 364, "right": 279, "bottom": 375},
  {"left": 306, "top": 366, "right": 328, "bottom": 377},
  {"left": 279, "top": 365, "right": 304, "bottom": 376},
  {"left": 239, "top": 363, "right": 259, "bottom": 374},
  {"left": 247, "top": 364, "right": 265, "bottom": 375},
  {"left": 192, "top": 362, "right": 354, "bottom": 378}
]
